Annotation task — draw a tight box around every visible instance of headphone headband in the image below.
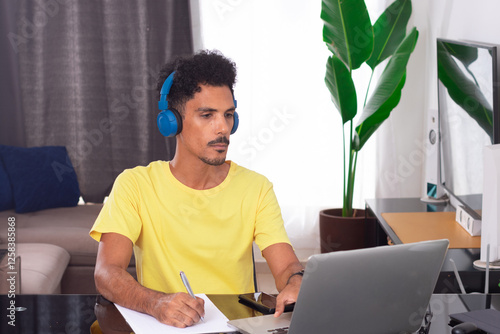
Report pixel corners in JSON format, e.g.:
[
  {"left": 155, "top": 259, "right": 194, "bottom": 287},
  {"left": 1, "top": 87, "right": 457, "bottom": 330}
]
[{"left": 158, "top": 71, "right": 175, "bottom": 111}]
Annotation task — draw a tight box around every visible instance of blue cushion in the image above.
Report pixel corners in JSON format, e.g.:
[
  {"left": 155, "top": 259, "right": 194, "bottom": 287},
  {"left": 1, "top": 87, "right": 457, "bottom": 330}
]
[
  {"left": 0, "top": 158, "right": 14, "bottom": 211},
  {"left": 0, "top": 145, "right": 80, "bottom": 213}
]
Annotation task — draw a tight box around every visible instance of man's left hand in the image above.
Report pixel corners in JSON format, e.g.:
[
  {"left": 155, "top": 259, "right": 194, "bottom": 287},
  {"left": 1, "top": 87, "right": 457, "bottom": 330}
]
[{"left": 274, "top": 275, "right": 301, "bottom": 317}]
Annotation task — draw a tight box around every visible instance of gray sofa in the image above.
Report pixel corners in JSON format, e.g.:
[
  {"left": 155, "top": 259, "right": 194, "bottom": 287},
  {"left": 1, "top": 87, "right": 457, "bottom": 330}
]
[{"left": 0, "top": 204, "right": 135, "bottom": 294}]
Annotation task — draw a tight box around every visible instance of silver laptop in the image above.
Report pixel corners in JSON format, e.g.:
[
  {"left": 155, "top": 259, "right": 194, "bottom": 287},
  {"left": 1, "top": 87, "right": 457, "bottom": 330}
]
[{"left": 228, "top": 239, "right": 449, "bottom": 334}]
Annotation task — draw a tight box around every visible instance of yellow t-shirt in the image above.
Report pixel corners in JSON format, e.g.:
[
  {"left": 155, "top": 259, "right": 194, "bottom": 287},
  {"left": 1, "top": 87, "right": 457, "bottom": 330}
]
[{"left": 90, "top": 160, "right": 291, "bottom": 294}]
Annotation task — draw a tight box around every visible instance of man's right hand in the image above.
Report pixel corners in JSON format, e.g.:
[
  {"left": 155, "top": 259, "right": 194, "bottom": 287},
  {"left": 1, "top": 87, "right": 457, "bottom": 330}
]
[
  {"left": 152, "top": 292, "right": 205, "bottom": 328},
  {"left": 95, "top": 233, "right": 206, "bottom": 328}
]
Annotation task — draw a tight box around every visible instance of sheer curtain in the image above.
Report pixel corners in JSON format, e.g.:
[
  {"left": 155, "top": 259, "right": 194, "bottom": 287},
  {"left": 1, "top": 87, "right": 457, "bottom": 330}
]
[
  {"left": 193, "top": 0, "right": 500, "bottom": 250},
  {"left": 3, "top": 0, "right": 193, "bottom": 202},
  {"left": 194, "top": 1, "right": 391, "bottom": 250}
]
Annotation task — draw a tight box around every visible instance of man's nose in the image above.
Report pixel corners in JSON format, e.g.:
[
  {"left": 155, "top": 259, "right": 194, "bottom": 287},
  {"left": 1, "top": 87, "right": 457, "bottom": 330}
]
[{"left": 214, "top": 114, "right": 230, "bottom": 135}]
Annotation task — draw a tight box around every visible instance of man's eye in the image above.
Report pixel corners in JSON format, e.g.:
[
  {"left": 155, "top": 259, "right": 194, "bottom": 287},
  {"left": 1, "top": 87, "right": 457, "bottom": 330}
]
[
  {"left": 201, "top": 114, "right": 211, "bottom": 118},
  {"left": 225, "top": 113, "right": 234, "bottom": 118}
]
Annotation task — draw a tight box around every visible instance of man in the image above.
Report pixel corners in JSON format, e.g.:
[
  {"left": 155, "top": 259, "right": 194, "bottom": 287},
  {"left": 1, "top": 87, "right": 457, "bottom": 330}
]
[{"left": 90, "top": 50, "right": 303, "bottom": 328}]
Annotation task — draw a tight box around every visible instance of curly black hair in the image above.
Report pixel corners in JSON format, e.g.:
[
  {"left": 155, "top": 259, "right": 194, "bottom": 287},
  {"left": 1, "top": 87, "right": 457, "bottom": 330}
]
[{"left": 156, "top": 50, "right": 237, "bottom": 113}]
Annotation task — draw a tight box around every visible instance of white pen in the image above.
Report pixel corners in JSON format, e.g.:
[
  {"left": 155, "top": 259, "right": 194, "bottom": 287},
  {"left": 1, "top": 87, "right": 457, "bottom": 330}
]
[{"left": 179, "top": 271, "right": 205, "bottom": 322}]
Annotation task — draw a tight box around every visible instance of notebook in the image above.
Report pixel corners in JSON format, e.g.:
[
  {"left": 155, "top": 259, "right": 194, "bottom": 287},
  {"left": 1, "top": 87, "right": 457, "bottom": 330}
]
[{"left": 228, "top": 239, "right": 449, "bottom": 334}]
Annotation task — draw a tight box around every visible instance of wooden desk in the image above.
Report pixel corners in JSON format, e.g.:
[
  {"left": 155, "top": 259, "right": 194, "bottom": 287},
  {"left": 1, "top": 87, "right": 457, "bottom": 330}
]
[
  {"left": 381, "top": 212, "right": 480, "bottom": 249},
  {"left": 366, "top": 197, "right": 500, "bottom": 293}
]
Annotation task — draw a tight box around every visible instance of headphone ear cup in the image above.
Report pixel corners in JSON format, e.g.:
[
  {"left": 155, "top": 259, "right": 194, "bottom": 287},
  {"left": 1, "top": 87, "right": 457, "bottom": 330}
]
[
  {"left": 157, "top": 109, "right": 182, "bottom": 137},
  {"left": 231, "top": 111, "right": 239, "bottom": 135}
]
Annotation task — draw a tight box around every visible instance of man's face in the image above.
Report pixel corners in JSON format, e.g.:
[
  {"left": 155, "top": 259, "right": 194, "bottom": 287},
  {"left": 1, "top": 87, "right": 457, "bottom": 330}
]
[{"left": 177, "top": 84, "right": 235, "bottom": 166}]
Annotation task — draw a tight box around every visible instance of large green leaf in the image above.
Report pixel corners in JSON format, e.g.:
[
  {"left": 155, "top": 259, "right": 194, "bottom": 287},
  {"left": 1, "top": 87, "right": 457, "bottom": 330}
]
[
  {"left": 442, "top": 40, "right": 481, "bottom": 88},
  {"left": 442, "top": 41, "right": 478, "bottom": 69},
  {"left": 366, "top": 0, "right": 412, "bottom": 69},
  {"left": 325, "top": 55, "right": 357, "bottom": 124},
  {"left": 321, "top": 0, "right": 373, "bottom": 69},
  {"left": 437, "top": 40, "right": 493, "bottom": 142},
  {"left": 353, "top": 75, "right": 406, "bottom": 150},
  {"left": 354, "top": 27, "right": 419, "bottom": 151}
]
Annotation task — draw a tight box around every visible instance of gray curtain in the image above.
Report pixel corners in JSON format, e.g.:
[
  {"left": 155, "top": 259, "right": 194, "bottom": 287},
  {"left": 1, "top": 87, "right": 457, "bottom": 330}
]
[
  {"left": 0, "top": 0, "right": 25, "bottom": 147},
  {"left": 1, "top": 0, "right": 192, "bottom": 202}
]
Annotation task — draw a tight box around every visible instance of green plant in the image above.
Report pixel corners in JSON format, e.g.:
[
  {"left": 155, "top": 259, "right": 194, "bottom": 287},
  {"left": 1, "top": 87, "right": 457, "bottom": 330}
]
[{"left": 321, "top": 0, "right": 419, "bottom": 217}]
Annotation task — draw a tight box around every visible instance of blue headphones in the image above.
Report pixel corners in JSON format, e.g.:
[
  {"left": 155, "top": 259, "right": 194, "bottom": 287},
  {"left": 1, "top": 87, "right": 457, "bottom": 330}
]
[{"left": 157, "top": 71, "right": 239, "bottom": 137}]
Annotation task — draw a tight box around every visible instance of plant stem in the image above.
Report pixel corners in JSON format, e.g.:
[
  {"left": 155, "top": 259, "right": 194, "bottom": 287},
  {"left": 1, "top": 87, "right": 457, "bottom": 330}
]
[
  {"left": 342, "top": 120, "right": 347, "bottom": 215},
  {"left": 343, "top": 121, "right": 354, "bottom": 217},
  {"left": 347, "top": 149, "right": 358, "bottom": 216},
  {"left": 345, "top": 70, "right": 373, "bottom": 217}
]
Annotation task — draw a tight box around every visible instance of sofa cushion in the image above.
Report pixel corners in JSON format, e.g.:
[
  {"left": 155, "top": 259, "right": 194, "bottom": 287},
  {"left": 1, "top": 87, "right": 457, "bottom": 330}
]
[
  {"left": 17, "top": 243, "right": 70, "bottom": 294},
  {"left": 0, "top": 159, "right": 14, "bottom": 211},
  {"left": 0, "top": 145, "right": 80, "bottom": 213},
  {"left": 0, "top": 204, "right": 103, "bottom": 266}
]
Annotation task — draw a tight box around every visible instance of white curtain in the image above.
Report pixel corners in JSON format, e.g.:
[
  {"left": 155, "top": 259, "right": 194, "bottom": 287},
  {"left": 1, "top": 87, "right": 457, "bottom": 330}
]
[
  {"left": 192, "top": 0, "right": 391, "bottom": 251},
  {"left": 192, "top": 0, "right": 500, "bottom": 251}
]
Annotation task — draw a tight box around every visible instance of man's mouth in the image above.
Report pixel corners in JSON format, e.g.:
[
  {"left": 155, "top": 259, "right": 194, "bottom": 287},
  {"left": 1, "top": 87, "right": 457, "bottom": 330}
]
[{"left": 211, "top": 144, "right": 228, "bottom": 153}]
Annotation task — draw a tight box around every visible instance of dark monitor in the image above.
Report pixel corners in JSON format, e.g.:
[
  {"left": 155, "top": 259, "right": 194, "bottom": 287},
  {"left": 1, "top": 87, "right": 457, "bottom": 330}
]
[{"left": 437, "top": 38, "right": 500, "bottom": 215}]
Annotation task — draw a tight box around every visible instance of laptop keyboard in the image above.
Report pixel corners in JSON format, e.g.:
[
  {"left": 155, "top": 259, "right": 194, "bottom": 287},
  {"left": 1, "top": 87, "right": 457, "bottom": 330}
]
[{"left": 268, "top": 327, "right": 289, "bottom": 333}]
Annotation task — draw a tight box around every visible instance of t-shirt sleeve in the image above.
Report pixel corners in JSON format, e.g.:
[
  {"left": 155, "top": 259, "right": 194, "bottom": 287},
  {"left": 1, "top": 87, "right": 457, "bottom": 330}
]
[
  {"left": 89, "top": 169, "right": 143, "bottom": 243},
  {"left": 253, "top": 180, "right": 291, "bottom": 252}
]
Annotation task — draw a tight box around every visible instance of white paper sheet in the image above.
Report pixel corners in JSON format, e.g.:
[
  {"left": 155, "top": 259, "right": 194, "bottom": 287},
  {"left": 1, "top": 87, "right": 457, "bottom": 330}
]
[{"left": 115, "top": 294, "right": 234, "bottom": 333}]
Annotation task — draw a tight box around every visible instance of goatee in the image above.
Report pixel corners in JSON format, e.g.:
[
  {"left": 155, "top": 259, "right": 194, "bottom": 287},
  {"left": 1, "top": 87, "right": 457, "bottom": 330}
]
[{"left": 199, "top": 156, "right": 226, "bottom": 166}]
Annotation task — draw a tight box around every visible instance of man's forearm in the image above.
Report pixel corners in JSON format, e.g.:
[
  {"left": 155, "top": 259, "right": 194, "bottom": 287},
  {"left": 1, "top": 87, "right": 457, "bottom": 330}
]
[
  {"left": 95, "top": 264, "right": 164, "bottom": 316},
  {"left": 261, "top": 243, "right": 304, "bottom": 291},
  {"left": 95, "top": 264, "right": 205, "bottom": 327},
  {"left": 94, "top": 233, "right": 203, "bottom": 327},
  {"left": 275, "top": 262, "right": 304, "bottom": 291}
]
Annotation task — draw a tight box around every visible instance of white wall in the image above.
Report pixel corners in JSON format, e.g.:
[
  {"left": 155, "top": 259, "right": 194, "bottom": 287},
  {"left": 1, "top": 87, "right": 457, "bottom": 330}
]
[{"left": 378, "top": 0, "right": 500, "bottom": 199}]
